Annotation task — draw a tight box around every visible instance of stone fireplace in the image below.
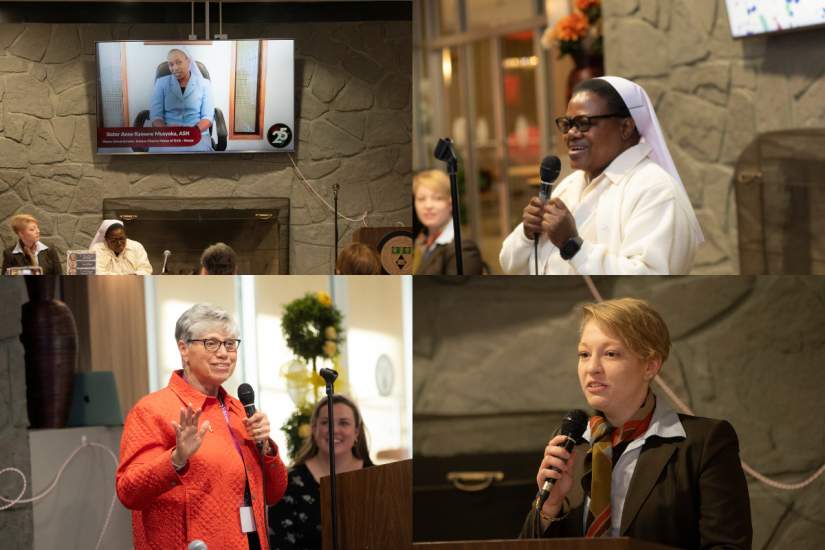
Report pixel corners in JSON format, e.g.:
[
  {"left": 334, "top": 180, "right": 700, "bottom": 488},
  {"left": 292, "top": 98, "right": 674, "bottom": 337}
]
[
  {"left": 0, "top": 13, "right": 412, "bottom": 274},
  {"left": 102, "top": 197, "right": 289, "bottom": 274}
]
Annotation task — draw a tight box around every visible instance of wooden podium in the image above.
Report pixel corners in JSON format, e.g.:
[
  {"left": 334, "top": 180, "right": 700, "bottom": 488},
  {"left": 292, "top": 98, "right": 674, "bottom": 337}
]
[
  {"left": 320, "top": 459, "right": 412, "bottom": 550},
  {"left": 320, "top": 459, "right": 679, "bottom": 550},
  {"left": 412, "top": 539, "right": 681, "bottom": 550}
]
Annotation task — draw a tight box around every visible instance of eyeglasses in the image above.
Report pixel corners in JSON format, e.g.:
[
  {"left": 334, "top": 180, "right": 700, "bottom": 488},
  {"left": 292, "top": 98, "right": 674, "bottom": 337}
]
[
  {"left": 188, "top": 338, "right": 242, "bottom": 352},
  {"left": 105, "top": 236, "right": 126, "bottom": 243},
  {"left": 554, "top": 113, "right": 626, "bottom": 134}
]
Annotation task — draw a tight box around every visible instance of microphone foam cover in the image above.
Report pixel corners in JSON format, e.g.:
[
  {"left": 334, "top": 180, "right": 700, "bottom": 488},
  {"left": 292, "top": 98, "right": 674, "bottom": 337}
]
[
  {"left": 560, "top": 409, "right": 589, "bottom": 440},
  {"left": 237, "top": 383, "right": 255, "bottom": 407},
  {"left": 540, "top": 155, "right": 562, "bottom": 183}
]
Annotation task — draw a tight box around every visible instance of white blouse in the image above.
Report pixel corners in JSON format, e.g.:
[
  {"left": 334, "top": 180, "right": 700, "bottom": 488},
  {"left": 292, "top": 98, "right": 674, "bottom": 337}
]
[{"left": 499, "top": 142, "right": 700, "bottom": 275}]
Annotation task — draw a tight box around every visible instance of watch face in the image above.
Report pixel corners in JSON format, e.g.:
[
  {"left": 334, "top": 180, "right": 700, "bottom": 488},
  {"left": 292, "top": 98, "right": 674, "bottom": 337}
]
[{"left": 561, "top": 237, "right": 582, "bottom": 260}]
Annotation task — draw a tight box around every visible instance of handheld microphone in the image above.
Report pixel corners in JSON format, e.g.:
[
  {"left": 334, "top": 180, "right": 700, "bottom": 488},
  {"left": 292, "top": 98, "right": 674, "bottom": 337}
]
[
  {"left": 538, "top": 155, "right": 561, "bottom": 203},
  {"left": 533, "top": 155, "right": 562, "bottom": 274},
  {"left": 161, "top": 249, "right": 171, "bottom": 274},
  {"left": 188, "top": 540, "right": 207, "bottom": 550},
  {"left": 536, "top": 409, "right": 589, "bottom": 512},
  {"left": 237, "top": 383, "right": 263, "bottom": 452}
]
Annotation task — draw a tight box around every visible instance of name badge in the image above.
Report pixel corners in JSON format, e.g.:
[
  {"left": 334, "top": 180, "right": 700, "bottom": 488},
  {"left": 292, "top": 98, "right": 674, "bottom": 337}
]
[{"left": 239, "top": 506, "right": 256, "bottom": 533}]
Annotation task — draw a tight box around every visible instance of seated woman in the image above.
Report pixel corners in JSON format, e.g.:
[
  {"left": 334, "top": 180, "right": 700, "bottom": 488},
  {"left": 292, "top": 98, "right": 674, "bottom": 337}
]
[
  {"left": 412, "top": 169, "right": 484, "bottom": 275},
  {"left": 150, "top": 48, "right": 215, "bottom": 152},
  {"left": 116, "top": 304, "right": 287, "bottom": 549},
  {"left": 500, "top": 77, "right": 703, "bottom": 274},
  {"left": 2, "top": 214, "right": 62, "bottom": 274},
  {"left": 89, "top": 220, "right": 153, "bottom": 275},
  {"left": 520, "top": 298, "right": 751, "bottom": 549},
  {"left": 269, "top": 395, "right": 373, "bottom": 550}
]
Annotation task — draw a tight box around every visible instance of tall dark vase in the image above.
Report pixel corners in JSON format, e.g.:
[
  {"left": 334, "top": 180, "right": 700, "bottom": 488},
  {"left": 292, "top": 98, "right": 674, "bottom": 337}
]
[
  {"left": 20, "top": 276, "right": 78, "bottom": 429},
  {"left": 566, "top": 52, "right": 604, "bottom": 102}
]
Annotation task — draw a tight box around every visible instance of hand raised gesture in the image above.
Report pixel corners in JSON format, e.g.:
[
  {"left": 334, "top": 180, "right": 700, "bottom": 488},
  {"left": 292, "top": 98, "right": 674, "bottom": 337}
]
[{"left": 170, "top": 403, "right": 212, "bottom": 467}]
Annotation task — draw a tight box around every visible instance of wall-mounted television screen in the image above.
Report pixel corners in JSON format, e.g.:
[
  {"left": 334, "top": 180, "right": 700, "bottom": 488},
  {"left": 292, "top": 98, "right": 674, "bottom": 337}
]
[
  {"left": 95, "top": 40, "right": 294, "bottom": 154},
  {"left": 725, "top": 0, "right": 825, "bottom": 38}
]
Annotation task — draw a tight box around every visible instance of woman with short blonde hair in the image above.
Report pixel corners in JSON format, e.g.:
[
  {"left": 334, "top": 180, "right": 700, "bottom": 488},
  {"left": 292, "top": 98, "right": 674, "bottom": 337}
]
[
  {"left": 521, "top": 297, "right": 751, "bottom": 548},
  {"left": 413, "top": 169, "right": 484, "bottom": 275},
  {"left": 2, "top": 213, "right": 62, "bottom": 274}
]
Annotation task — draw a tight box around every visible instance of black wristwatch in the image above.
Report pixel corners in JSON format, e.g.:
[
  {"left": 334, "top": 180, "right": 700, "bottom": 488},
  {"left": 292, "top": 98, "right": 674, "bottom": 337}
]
[{"left": 560, "top": 235, "right": 583, "bottom": 260}]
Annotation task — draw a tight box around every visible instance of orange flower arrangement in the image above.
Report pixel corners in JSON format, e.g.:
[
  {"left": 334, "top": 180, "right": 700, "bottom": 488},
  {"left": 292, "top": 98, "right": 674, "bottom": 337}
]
[
  {"left": 575, "top": 0, "right": 599, "bottom": 11},
  {"left": 553, "top": 11, "right": 589, "bottom": 43},
  {"left": 543, "top": 0, "right": 603, "bottom": 62}
]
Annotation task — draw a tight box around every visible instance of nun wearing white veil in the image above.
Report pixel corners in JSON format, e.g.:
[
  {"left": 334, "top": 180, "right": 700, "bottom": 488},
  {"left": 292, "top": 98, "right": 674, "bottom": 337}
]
[
  {"left": 149, "top": 47, "right": 215, "bottom": 152},
  {"left": 89, "top": 220, "right": 153, "bottom": 275},
  {"left": 500, "top": 76, "right": 703, "bottom": 275}
]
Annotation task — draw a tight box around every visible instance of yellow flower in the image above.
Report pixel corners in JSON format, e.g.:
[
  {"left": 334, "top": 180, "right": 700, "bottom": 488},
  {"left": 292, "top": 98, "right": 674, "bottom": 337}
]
[
  {"left": 297, "top": 423, "right": 312, "bottom": 439},
  {"left": 317, "top": 291, "right": 332, "bottom": 307},
  {"left": 323, "top": 340, "right": 337, "bottom": 358},
  {"left": 324, "top": 326, "right": 337, "bottom": 339}
]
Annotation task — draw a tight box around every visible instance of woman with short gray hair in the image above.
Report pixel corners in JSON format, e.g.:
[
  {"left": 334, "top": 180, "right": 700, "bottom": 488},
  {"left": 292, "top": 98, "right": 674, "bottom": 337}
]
[{"left": 116, "top": 303, "right": 287, "bottom": 550}]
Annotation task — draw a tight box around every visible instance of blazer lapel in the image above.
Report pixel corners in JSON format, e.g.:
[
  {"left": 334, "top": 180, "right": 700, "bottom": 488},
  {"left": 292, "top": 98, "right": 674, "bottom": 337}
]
[
  {"left": 620, "top": 439, "right": 677, "bottom": 534},
  {"left": 417, "top": 244, "right": 445, "bottom": 274}
]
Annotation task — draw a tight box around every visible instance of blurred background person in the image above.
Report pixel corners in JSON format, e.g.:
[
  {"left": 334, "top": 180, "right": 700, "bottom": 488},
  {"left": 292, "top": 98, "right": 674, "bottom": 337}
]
[
  {"left": 200, "top": 242, "right": 238, "bottom": 275},
  {"left": 336, "top": 242, "right": 382, "bottom": 275},
  {"left": 521, "top": 298, "right": 750, "bottom": 548},
  {"left": 2, "top": 213, "right": 62, "bottom": 274},
  {"left": 500, "top": 77, "right": 702, "bottom": 275},
  {"left": 269, "top": 395, "right": 373, "bottom": 550},
  {"left": 413, "top": 169, "right": 484, "bottom": 275},
  {"left": 90, "top": 220, "right": 153, "bottom": 275},
  {"left": 116, "top": 303, "right": 287, "bottom": 550}
]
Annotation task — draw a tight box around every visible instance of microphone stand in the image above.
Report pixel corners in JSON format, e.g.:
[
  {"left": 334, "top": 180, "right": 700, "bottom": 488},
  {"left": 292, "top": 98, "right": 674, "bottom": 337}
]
[
  {"left": 434, "top": 138, "right": 463, "bottom": 275},
  {"left": 319, "top": 368, "right": 339, "bottom": 550},
  {"left": 333, "top": 183, "right": 340, "bottom": 274}
]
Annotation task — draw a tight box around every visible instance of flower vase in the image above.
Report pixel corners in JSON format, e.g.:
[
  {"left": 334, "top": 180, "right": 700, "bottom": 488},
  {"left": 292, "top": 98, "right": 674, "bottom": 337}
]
[
  {"left": 20, "top": 276, "right": 78, "bottom": 429},
  {"left": 566, "top": 52, "right": 604, "bottom": 102}
]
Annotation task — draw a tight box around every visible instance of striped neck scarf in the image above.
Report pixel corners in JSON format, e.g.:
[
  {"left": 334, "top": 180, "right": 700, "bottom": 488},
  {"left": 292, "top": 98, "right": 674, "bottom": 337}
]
[{"left": 584, "top": 391, "right": 656, "bottom": 538}]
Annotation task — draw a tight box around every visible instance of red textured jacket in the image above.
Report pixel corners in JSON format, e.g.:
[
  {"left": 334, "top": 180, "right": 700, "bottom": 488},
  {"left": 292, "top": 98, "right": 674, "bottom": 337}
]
[{"left": 116, "top": 371, "right": 288, "bottom": 550}]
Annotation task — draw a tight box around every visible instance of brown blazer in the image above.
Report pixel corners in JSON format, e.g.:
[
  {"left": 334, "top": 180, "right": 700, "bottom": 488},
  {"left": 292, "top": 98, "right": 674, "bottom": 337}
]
[
  {"left": 2, "top": 244, "right": 63, "bottom": 275},
  {"left": 414, "top": 239, "right": 485, "bottom": 275},
  {"left": 520, "top": 415, "right": 752, "bottom": 550}
]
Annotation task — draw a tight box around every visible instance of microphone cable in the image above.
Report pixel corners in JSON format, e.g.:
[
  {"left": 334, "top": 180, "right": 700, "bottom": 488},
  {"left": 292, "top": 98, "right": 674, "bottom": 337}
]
[{"left": 0, "top": 437, "right": 119, "bottom": 550}]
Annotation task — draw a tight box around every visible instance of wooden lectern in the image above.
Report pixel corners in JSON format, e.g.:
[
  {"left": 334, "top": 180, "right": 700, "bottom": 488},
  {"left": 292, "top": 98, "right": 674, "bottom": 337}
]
[
  {"left": 320, "top": 459, "right": 412, "bottom": 550},
  {"left": 320, "top": 459, "right": 679, "bottom": 550},
  {"left": 412, "top": 538, "right": 681, "bottom": 550}
]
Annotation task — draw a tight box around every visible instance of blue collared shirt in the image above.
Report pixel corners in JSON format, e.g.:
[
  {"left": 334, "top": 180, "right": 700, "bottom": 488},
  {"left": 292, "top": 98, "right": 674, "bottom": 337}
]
[{"left": 150, "top": 74, "right": 215, "bottom": 127}]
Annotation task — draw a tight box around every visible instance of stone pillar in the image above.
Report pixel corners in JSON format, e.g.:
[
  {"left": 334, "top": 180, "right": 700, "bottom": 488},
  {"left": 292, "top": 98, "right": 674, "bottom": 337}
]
[{"left": 602, "top": 0, "right": 825, "bottom": 274}]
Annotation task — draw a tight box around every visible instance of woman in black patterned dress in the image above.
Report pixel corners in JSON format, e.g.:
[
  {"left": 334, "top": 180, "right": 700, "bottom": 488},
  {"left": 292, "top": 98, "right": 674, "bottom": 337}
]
[{"left": 269, "top": 395, "right": 373, "bottom": 550}]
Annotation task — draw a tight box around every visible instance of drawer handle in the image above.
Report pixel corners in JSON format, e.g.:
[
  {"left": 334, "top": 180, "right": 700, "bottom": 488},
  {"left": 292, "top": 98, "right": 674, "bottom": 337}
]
[{"left": 446, "top": 471, "right": 505, "bottom": 492}]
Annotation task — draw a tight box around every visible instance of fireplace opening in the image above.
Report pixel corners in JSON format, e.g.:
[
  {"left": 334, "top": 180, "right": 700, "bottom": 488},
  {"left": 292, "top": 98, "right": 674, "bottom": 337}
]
[{"left": 102, "top": 197, "right": 289, "bottom": 274}]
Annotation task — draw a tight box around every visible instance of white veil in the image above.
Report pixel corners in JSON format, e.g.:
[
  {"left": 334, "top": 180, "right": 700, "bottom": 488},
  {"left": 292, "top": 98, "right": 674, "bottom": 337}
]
[
  {"left": 90, "top": 219, "right": 124, "bottom": 249},
  {"left": 169, "top": 47, "right": 206, "bottom": 84},
  {"left": 597, "top": 76, "right": 705, "bottom": 244}
]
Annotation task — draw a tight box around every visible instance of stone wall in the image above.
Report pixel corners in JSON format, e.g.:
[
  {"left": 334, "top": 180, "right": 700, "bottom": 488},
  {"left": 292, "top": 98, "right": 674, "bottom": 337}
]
[
  {"left": 0, "top": 20, "right": 411, "bottom": 274},
  {"left": 0, "top": 278, "right": 32, "bottom": 549},
  {"left": 602, "top": 0, "right": 825, "bottom": 274},
  {"left": 413, "top": 276, "right": 825, "bottom": 549}
]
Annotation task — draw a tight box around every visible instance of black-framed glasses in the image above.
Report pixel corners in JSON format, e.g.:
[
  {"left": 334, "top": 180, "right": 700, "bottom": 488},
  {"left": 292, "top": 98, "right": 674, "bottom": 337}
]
[
  {"left": 188, "top": 338, "right": 242, "bottom": 352},
  {"left": 105, "top": 236, "right": 126, "bottom": 243},
  {"left": 554, "top": 113, "right": 626, "bottom": 134}
]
